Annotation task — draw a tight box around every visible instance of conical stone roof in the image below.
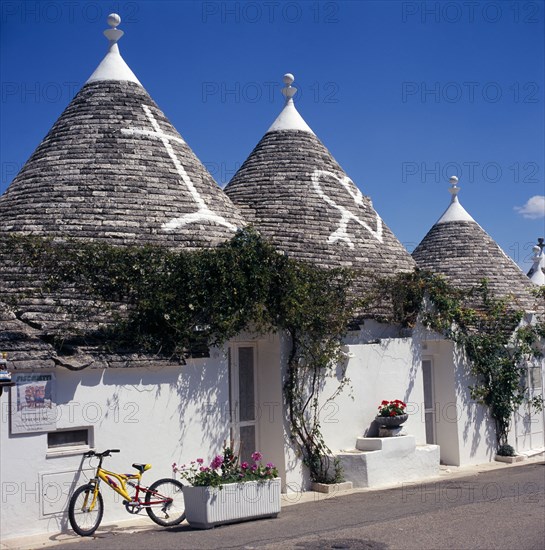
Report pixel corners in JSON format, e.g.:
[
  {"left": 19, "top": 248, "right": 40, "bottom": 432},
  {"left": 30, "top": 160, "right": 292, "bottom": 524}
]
[
  {"left": 224, "top": 74, "right": 415, "bottom": 288},
  {"left": 412, "top": 178, "right": 537, "bottom": 310},
  {"left": 0, "top": 16, "right": 244, "bottom": 248},
  {"left": 0, "top": 15, "right": 244, "bottom": 369}
]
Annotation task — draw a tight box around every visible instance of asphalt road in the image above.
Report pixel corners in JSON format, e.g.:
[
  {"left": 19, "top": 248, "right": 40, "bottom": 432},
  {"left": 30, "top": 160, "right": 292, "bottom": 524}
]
[{"left": 55, "top": 462, "right": 545, "bottom": 550}]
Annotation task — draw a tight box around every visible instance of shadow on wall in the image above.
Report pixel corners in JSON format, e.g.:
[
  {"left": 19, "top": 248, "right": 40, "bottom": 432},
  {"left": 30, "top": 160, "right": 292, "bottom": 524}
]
[
  {"left": 403, "top": 323, "right": 425, "bottom": 410},
  {"left": 54, "top": 355, "right": 229, "bottom": 463},
  {"left": 279, "top": 331, "right": 311, "bottom": 492},
  {"left": 56, "top": 453, "right": 93, "bottom": 534},
  {"left": 348, "top": 326, "right": 422, "bottom": 439},
  {"left": 453, "top": 344, "right": 496, "bottom": 460},
  {"left": 3, "top": 359, "right": 229, "bottom": 537},
  {"left": 174, "top": 348, "right": 229, "bottom": 460}
]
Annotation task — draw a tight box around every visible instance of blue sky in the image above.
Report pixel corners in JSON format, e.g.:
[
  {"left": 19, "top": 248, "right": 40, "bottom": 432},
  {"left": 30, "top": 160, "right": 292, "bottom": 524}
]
[{"left": 1, "top": 0, "right": 544, "bottom": 270}]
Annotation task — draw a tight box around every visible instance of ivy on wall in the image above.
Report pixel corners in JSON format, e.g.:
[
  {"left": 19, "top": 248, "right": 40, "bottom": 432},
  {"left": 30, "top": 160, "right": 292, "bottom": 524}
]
[
  {"left": 3, "top": 231, "right": 544, "bottom": 469},
  {"left": 371, "top": 270, "right": 545, "bottom": 452},
  {"left": 4, "top": 229, "right": 356, "bottom": 482}
]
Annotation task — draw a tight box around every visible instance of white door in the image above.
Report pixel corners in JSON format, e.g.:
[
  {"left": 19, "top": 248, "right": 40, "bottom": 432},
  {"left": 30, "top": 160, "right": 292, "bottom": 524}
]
[
  {"left": 229, "top": 344, "right": 258, "bottom": 463},
  {"left": 515, "top": 363, "right": 545, "bottom": 452},
  {"left": 422, "top": 358, "right": 436, "bottom": 444}
]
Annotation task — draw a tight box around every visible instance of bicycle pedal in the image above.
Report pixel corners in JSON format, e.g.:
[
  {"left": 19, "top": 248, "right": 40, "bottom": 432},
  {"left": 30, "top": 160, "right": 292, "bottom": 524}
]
[{"left": 122, "top": 500, "right": 129, "bottom": 505}]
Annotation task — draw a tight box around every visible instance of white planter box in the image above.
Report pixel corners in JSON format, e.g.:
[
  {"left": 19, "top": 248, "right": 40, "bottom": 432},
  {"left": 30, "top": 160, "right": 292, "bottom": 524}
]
[
  {"left": 183, "top": 478, "right": 281, "bottom": 529},
  {"left": 311, "top": 481, "right": 353, "bottom": 494},
  {"left": 495, "top": 454, "right": 525, "bottom": 463}
]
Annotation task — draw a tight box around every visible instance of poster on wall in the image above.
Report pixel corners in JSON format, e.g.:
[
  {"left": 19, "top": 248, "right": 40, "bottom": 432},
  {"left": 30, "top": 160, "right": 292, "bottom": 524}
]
[{"left": 10, "top": 373, "right": 57, "bottom": 434}]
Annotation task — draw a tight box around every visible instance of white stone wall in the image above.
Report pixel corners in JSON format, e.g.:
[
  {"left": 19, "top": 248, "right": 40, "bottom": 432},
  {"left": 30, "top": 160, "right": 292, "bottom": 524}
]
[
  {"left": 424, "top": 337, "right": 496, "bottom": 465},
  {"left": 279, "top": 332, "right": 309, "bottom": 495},
  {"left": 0, "top": 356, "right": 230, "bottom": 540},
  {"left": 319, "top": 337, "right": 426, "bottom": 452},
  {"left": 280, "top": 325, "right": 427, "bottom": 492},
  {"left": 4, "top": 324, "right": 537, "bottom": 540}
]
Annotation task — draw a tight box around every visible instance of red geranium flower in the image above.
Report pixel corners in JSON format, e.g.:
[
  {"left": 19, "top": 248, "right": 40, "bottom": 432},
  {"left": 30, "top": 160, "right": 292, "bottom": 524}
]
[{"left": 377, "top": 398, "right": 408, "bottom": 417}]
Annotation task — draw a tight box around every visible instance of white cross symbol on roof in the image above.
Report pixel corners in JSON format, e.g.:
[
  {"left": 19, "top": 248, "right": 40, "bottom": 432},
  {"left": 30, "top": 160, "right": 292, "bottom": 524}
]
[{"left": 121, "top": 105, "right": 238, "bottom": 233}]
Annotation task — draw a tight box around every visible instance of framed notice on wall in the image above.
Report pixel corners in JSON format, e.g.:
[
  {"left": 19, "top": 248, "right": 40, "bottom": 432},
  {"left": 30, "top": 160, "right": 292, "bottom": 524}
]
[{"left": 10, "top": 373, "right": 57, "bottom": 434}]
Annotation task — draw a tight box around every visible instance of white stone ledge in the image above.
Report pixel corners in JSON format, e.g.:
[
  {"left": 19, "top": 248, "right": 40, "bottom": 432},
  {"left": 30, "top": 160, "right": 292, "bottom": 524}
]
[{"left": 332, "top": 437, "right": 440, "bottom": 488}]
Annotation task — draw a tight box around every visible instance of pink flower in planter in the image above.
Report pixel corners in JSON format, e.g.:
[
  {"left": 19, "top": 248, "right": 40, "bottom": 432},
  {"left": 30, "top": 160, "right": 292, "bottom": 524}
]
[
  {"left": 210, "top": 455, "right": 224, "bottom": 469},
  {"left": 175, "top": 447, "right": 279, "bottom": 488}
]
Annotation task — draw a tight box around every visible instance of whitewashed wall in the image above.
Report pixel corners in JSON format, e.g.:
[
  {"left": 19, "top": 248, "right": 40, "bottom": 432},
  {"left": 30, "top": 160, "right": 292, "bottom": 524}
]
[
  {"left": 424, "top": 337, "right": 496, "bottom": 465},
  {"left": 0, "top": 354, "right": 230, "bottom": 540},
  {"left": 4, "top": 323, "right": 537, "bottom": 540},
  {"left": 279, "top": 332, "right": 309, "bottom": 494},
  {"left": 281, "top": 323, "right": 427, "bottom": 492},
  {"left": 319, "top": 337, "right": 426, "bottom": 451}
]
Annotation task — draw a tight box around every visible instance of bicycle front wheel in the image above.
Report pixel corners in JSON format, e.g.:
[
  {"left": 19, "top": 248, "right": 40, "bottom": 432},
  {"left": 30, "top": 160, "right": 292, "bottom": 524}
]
[
  {"left": 145, "top": 478, "right": 185, "bottom": 526},
  {"left": 68, "top": 484, "right": 104, "bottom": 536}
]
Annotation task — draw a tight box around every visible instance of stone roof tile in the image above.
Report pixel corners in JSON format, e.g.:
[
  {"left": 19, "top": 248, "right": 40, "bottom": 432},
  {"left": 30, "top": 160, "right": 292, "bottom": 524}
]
[
  {"left": 0, "top": 17, "right": 245, "bottom": 368},
  {"left": 413, "top": 219, "right": 537, "bottom": 311},
  {"left": 0, "top": 81, "right": 244, "bottom": 247},
  {"left": 224, "top": 128, "right": 415, "bottom": 292}
]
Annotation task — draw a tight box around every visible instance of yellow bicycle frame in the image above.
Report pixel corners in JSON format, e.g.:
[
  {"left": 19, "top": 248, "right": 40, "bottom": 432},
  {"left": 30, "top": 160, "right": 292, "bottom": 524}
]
[{"left": 86, "top": 463, "right": 152, "bottom": 510}]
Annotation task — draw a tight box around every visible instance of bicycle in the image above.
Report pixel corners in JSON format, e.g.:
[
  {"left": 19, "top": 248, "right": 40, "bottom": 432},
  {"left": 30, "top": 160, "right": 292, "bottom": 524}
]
[{"left": 68, "top": 449, "right": 185, "bottom": 536}]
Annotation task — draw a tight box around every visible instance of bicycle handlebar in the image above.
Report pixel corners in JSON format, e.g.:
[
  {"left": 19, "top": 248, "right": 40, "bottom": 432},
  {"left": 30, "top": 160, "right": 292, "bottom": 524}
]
[{"left": 84, "top": 449, "right": 120, "bottom": 458}]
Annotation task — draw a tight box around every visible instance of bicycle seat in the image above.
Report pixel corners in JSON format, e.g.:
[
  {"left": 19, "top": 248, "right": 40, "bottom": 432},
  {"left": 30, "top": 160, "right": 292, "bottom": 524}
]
[{"left": 132, "top": 463, "right": 151, "bottom": 473}]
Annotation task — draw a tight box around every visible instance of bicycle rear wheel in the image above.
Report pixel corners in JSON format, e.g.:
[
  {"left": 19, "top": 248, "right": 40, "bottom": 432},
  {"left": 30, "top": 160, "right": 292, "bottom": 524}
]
[
  {"left": 145, "top": 478, "right": 185, "bottom": 526},
  {"left": 68, "top": 484, "right": 104, "bottom": 536}
]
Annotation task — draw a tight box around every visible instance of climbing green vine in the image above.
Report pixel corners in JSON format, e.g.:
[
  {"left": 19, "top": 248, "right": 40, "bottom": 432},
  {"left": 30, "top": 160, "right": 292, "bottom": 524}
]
[
  {"left": 370, "top": 269, "right": 545, "bottom": 452},
  {"left": 3, "top": 232, "right": 543, "bottom": 468},
  {"left": 3, "top": 229, "right": 356, "bottom": 482}
]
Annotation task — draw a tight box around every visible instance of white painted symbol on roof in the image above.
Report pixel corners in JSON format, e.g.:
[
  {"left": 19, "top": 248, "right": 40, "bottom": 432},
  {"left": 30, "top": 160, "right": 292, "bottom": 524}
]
[
  {"left": 121, "top": 127, "right": 186, "bottom": 146},
  {"left": 311, "top": 169, "right": 383, "bottom": 247},
  {"left": 121, "top": 105, "right": 238, "bottom": 233}
]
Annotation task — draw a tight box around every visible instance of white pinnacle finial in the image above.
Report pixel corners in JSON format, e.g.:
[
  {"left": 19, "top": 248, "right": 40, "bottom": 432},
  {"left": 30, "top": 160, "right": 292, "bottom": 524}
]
[
  {"left": 266, "top": 72, "right": 314, "bottom": 134},
  {"left": 449, "top": 175, "right": 460, "bottom": 197},
  {"left": 107, "top": 13, "right": 121, "bottom": 27},
  {"left": 436, "top": 175, "right": 475, "bottom": 223},
  {"left": 104, "top": 13, "right": 124, "bottom": 44},
  {"left": 86, "top": 12, "right": 141, "bottom": 85},
  {"left": 282, "top": 73, "right": 297, "bottom": 102},
  {"left": 530, "top": 241, "right": 545, "bottom": 285}
]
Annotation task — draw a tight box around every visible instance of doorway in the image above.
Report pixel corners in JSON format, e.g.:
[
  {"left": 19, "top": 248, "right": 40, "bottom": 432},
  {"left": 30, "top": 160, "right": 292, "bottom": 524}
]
[
  {"left": 229, "top": 344, "right": 258, "bottom": 463},
  {"left": 422, "top": 358, "right": 436, "bottom": 444},
  {"left": 515, "top": 363, "right": 545, "bottom": 452}
]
